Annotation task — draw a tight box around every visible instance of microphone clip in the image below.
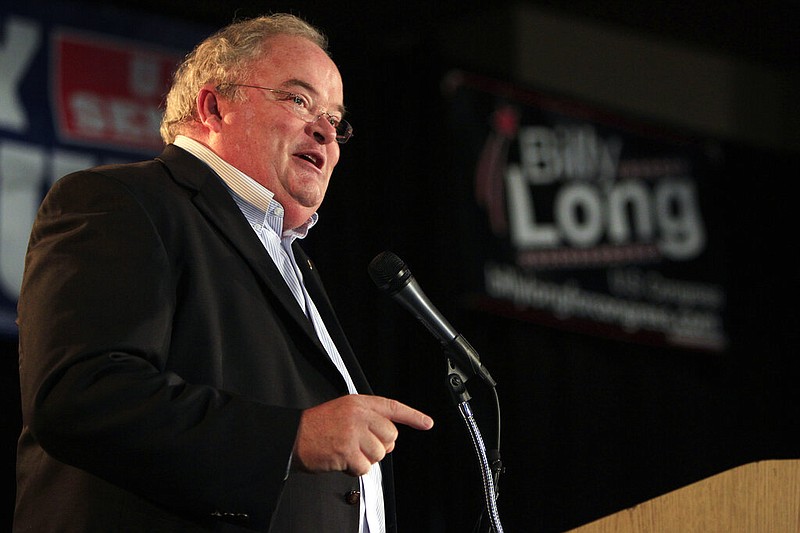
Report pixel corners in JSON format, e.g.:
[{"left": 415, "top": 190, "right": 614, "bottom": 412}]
[
  {"left": 445, "top": 334, "right": 497, "bottom": 388},
  {"left": 445, "top": 356, "right": 473, "bottom": 404}
]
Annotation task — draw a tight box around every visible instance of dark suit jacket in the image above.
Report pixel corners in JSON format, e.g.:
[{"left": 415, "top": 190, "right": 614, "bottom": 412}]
[{"left": 14, "top": 145, "right": 395, "bottom": 532}]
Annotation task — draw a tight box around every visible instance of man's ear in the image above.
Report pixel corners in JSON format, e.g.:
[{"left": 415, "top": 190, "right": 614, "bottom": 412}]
[{"left": 196, "top": 85, "right": 223, "bottom": 132}]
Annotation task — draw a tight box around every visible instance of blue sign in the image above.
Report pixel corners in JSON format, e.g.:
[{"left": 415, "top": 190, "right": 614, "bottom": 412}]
[{"left": 0, "top": 1, "right": 210, "bottom": 335}]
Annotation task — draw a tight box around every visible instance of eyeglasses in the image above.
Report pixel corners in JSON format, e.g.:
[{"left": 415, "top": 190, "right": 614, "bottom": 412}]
[{"left": 217, "top": 83, "right": 353, "bottom": 144}]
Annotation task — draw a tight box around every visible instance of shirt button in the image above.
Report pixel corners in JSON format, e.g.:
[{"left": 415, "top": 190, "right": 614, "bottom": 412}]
[
  {"left": 344, "top": 490, "right": 360, "bottom": 505},
  {"left": 274, "top": 206, "right": 284, "bottom": 217}
]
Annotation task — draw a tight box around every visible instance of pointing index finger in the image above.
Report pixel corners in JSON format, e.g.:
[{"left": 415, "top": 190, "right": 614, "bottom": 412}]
[{"left": 379, "top": 397, "right": 434, "bottom": 430}]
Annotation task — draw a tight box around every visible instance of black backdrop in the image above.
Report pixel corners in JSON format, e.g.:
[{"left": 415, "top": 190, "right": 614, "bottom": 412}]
[{"left": 2, "top": 1, "right": 798, "bottom": 531}]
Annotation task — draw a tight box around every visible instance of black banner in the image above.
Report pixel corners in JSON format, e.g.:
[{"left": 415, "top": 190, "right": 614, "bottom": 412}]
[{"left": 443, "top": 70, "right": 727, "bottom": 352}]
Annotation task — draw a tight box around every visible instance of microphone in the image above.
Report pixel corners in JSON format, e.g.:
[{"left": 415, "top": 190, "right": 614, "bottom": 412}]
[{"left": 368, "top": 251, "right": 496, "bottom": 387}]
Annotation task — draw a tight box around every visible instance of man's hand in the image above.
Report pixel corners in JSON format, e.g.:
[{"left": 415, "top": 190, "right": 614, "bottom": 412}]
[{"left": 292, "top": 395, "right": 434, "bottom": 476}]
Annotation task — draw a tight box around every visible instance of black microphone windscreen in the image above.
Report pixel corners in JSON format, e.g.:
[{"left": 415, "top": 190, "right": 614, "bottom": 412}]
[{"left": 368, "top": 251, "right": 412, "bottom": 294}]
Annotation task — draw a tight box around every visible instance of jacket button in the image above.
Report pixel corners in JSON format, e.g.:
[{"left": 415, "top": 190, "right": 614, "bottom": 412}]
[{"left": 344, "top": 490, "right": 360, "bottom": 505}]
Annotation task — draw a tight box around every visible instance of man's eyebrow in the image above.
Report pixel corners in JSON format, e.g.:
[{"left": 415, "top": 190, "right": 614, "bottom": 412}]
[{"left": 281, "top": 78, "right": 346, "bottom": 116}]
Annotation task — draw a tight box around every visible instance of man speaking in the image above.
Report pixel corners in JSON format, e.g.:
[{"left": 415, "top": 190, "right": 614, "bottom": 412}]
[{"left": 14, "top": 13, "right": 432, "bottom": 533}]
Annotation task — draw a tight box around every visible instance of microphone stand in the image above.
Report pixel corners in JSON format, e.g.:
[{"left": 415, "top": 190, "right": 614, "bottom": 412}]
[{"left": 444, "top": 354, "right": 504, "bottom": 533}]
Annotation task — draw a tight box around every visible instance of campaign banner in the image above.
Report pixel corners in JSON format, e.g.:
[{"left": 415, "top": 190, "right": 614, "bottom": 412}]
[
  {"left": 443, "top": 71, "right": 727, "bottom": 352},
  {"left": 52, "top": 29, "right": 177, "bottom": 152},
  {"left": 0, "top": 1, "right": 209, "bottom": 335}
]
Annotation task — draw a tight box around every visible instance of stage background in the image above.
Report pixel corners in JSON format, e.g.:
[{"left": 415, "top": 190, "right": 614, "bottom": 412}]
[{"left": 2, "top": 1, "right": 798, "bottom": 531}]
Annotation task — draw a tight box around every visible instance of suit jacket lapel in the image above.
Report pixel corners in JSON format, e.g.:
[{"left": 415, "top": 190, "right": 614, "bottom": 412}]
[
  {"left": 155, "top": 145, "right": 327, "bottom": 357},
  {"left": 295, "top": 245, "right": 373, "bottom": 395}
]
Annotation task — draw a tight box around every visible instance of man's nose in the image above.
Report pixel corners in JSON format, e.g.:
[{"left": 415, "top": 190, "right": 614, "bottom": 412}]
[{"left": 309, "top": 113, "right": 337, "bottom": 144}]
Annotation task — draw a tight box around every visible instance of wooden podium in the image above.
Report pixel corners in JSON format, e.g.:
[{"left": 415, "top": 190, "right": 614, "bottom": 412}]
[{"left": 567, "top": 460, "right": 800, "bottom": 532}]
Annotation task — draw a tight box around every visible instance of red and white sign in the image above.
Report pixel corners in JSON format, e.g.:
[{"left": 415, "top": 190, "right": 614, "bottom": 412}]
[{"left": 52, "top": 30, "right": 181, "bottom": 152}]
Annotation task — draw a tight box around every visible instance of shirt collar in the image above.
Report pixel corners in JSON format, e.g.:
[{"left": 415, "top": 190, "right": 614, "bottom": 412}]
[{"left": 173, "top": 135, "right": 318, "bottom": 238}]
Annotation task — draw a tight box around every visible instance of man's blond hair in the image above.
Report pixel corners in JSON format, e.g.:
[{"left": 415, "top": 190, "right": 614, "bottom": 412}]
[{"left": 160, "top": 14, "right": 328, "bottom": 143}]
